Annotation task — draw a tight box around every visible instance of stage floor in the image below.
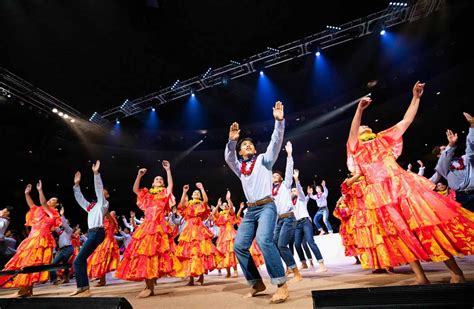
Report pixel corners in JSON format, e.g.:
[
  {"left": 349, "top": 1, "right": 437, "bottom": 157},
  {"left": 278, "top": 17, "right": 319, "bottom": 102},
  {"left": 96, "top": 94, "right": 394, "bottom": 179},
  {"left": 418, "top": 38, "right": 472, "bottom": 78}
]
[{"left": 1, "top": 240, "right": 474, "bottom": 308}]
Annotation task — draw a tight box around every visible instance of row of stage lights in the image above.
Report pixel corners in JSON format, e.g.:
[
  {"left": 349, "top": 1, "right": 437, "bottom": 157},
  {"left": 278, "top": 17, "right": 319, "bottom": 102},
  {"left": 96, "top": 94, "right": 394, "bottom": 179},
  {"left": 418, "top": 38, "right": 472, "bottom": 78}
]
[
  {"left": 389, "top": 2, "right": 408, "bottom": 6},
  {"left": 52, "top": 108, "right": 76, "bottom": 123}
]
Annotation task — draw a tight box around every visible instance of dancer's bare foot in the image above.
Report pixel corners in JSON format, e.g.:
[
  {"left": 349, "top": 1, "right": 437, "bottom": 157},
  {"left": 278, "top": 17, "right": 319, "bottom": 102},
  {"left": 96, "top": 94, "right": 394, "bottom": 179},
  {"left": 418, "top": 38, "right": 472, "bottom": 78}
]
[
  {"left": 11, "top": 286, "right": 32, "bottom": 298},
  {"left": 269, "top": 283, "right": 289, "bottom": 304},
  {"left": 289, "top": 268, "right": 303, "bottom": 283},
  {"left": 186, "top": 278, "right": 195, "bottom": 286},
  {"left": 285, "top": 268, "right": 292, "bottom": 276},
  {"left": 232, "top": 271, "right": 238, "bottom": 278},
  {"left": 243, "top": 280, "right": 266, "bottom": 298},
  {"left": 315, "top": 264, "right": 328, "bottom": 273},
  {"left": 410, "top": 278, "right": 430, "bottom": 285},
  {"left": 70, "top": 287, "right": 91, "bottom": 297},
  {"left": 450, "top": 274, "right": 466, "bottom": 284},
  {"left": 137, "top": 288, "right": 153, "bottom": 298},
  {"left": 300, "top": 261, "right": 308, "bottom": 269},
  {"left": 197, "top": 274, "right": 204, "bottom": 286}
]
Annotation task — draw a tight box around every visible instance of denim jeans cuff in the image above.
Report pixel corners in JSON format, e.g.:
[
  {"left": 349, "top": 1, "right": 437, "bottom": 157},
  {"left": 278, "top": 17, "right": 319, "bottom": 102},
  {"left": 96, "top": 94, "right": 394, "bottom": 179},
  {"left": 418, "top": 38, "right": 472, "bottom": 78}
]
[
  {"left": 317, "top": 259, "right": 324, "bottom": 263},
  {"left": 288, "top": 264, "right": 297, "bottom": 270},
  {"left": 270, "top": 276, "right": 287, "bottom": 285}
]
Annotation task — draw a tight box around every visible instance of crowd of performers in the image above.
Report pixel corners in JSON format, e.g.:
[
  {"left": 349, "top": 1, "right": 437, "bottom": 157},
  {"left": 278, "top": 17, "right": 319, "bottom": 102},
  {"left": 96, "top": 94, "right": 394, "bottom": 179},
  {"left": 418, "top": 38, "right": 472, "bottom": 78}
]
[{"left": 0, "top": 81, "right": 473, "bottom": 304}]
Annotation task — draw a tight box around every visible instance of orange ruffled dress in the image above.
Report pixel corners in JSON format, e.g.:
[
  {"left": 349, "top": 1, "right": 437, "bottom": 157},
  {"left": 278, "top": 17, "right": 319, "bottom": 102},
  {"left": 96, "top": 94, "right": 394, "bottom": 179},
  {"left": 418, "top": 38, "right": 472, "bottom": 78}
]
[
  {"left": 176, "top": 200, "right": 221, "bottom": 277},
  {"left": 347, "top": 125, "right": 474, "bottom": 268},
  {"left": 0, "top": 205, "right": 61, "bottom": 287},
  {"left": 87, "top": 216, "right": 120, "bottom": 279},
  {"left": 214, "top": 210, "right": 239, "bottom": 269},
  {"left": 115, "top": 188, "right": 182, "bottom": 281},
  {"left": 333, "top": 186, "right": 358, "bottom": 257},
  {"left": 249, "top": 240, "right": 265, "bottom": 268}
]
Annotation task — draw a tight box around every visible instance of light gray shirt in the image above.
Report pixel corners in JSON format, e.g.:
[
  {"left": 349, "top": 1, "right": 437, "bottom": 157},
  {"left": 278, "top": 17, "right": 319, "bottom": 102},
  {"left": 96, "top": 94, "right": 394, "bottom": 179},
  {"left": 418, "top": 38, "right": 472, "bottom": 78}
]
[
  {"left": 116, "top": 231, "right": 132, "bottom": 248},
  {"left": 310, "top": 186, "right": 329, "bottom": 208},
  {"left": 225, "top": 120, "right": 285, "bottom": 203},
  {"left": 0, "top": 218, "right": 10, "bottom": 240},
  {"left": 430, "top": 128, "right": 474, "bottom": 192},
  {"left": 273, "top": 157, "right": 294, "bottom": 215},
  {"left": 73, "top": 174, "right": 109, "bottom": 229},
  {"left": 57, "top": 216, "right": 73, "bottom": 248},
  {"left": 293, "top": 181, "right": 311, "bottom": 220}
]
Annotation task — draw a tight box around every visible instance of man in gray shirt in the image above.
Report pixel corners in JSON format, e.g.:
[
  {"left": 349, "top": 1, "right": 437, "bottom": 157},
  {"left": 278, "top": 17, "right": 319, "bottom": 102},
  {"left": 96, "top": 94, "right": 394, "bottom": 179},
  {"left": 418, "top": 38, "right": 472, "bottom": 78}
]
[
  {"left": 50, "top": 206, "right": 74, "bottom": 285},
  {"left": 430, "top": 112, "right": 474, "bottom": 211}
]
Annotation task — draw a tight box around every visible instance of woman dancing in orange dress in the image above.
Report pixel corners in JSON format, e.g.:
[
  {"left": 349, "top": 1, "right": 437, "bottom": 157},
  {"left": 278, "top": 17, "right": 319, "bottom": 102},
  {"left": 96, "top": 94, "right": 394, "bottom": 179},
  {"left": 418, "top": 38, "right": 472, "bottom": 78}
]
[
  {"left": 87, "top": 211, "right": 120, "bottom": 286},
  {"left": 176, "top": 182, "right": 221, "bottom": 286},
  {"left": 347, "top": 81, "right": 474, "bottom": 284},
  {"left": 0, "top": 181, "right": 61, "bottom": 297},
  {"left": 213, "top": 191, "right": 239, "bottom": 278},
  {"left": 115, "top": 161, "right": 181, "bottom": 298}
]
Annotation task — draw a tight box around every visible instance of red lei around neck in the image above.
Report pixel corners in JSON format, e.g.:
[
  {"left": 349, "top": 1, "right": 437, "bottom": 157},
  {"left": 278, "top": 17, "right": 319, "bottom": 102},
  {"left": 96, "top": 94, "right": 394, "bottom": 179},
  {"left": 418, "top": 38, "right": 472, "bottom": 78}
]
[{"left": 241, "top": 156, "right": 257, "bottom": 176}]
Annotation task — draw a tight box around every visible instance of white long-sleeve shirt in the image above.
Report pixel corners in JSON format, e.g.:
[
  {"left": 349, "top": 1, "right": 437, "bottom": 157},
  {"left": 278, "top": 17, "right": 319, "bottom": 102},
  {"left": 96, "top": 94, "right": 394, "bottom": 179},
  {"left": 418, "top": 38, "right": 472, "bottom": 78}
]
[
  {"left": 115, "top": 231, "right": 132, "bottom": 248},
  {"left": 73, "top": 174, "right": 109, "bottom": 229},
  {"left": 122, "top": 217, "right": 134, "bottom": 232},
  {"left": 310, "top": 186, "right": 328, "bottom": 208},
  {"left": 0, "top": 218, "right": 10, "bottom": 240},
  {"left": 57, "top": 216, "right": 73, "bottom": 248},
  {"left": 293, "top": 181, "right": 311, "bottom": 220},
  {"left": 273, "top": 157, "right": 294, "bottom": 215},
  {"left": 225, "top": 120, "right": 285, "bottom": 203}
]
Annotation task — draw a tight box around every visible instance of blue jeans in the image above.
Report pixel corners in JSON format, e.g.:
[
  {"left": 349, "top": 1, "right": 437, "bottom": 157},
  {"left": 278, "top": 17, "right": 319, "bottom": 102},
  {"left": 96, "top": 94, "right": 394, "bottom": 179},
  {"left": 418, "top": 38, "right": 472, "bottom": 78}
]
[
  {"left": 73, "top": 227, "right": 105, "bottom": 288},
  {"left": 234, "top": 202, "right": 286, "bottom": 286},
  {"left": 295, "top": 218, "right": 324, "bottom": 262},
  {"left": 273, "top": 215, "right": 297, "bottom": 270},
  {"left": 50, "top": 245, "right": 74, "bottom": 282},
  {"left": 313, "top": 207, "right": 333, "bottom": 232}
]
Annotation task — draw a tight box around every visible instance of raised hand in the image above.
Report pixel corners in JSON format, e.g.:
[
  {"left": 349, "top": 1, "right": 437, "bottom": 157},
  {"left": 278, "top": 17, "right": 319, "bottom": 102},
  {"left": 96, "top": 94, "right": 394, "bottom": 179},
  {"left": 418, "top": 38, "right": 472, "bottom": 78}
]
[
  {"left": 183, "top": 184, "right": 189, "bottom": 193},
  {"left": 463, "top": 112, "right": 474, "bottom": 127},
  {"left": 74, "top": 171, "right": 81, "bottom": 185},
  {"left": 284, "top": 141, "right": 293, "bottom": 156},
  {"left": 446, "top": 129, "right": 458, "bottom": 147},
  {"left": 217, "top": 198, "right": 222, "bottom": 205},
  {"left": 229, "top": 122, "right": 240, "bottom": 141},
  {"left": 130, "top": 210, "right": 136, "bottom": 218},
  {"left": 36, "top": 180, "right": 43, "bottom": 191},
  {"left": 273, "top": 101, "right": 284, "bottom": 121},
  {"left": 92, "top": 160, "right": 101, "bottom": 174},
  {"left": 162, "top": 160, "right": 171, "bottom": 171},
  {"left": 138, "top": 168, "right": 147, "bottom": 176},
  {"left": 226, "top": 190, "right": 231, "bottom": 201},
  {"left": 417, "top": 160, "right": 424, "bottom": 167},
  {"left": 407, "top": 163, "right": 412, "bottom": 171},
  {"left": 25, "top": 184, "right": 32, "bottom": 195},
  {"left": 321, "top": 180, "right": 326, "bottom": 187},
  {"left": 60, "top": 206, "right": 65, "bottom": 216},
  {"left": 307, "top": 186, "right": 313, "bottom": 195},
  {"left": 293, "top": 169, "right": 299, "bottom": 180},
  {"left": 358, "top": 97, "right": 372, "bottom": 111},
  {"left": 196, "top": 182, "right": 204, "bottom": 190},
  {"left": 412, "top": 81, "right": 425, "bottom": 98},
  {"left": 240, "top": 201, "right": 245, "bottom": 208}
]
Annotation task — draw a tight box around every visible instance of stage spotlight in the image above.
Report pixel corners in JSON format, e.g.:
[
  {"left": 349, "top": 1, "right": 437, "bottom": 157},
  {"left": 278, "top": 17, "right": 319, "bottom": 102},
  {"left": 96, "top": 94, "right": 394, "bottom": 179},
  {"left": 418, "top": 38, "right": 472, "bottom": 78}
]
[
  {"left": 70, "top": 119, "right": 75, "bottom": 123},
  {"left": 152, "top": 107, "right": 156, "bottom": 111},
  {"left": 63, "top": 114, "right": 69, "bottom": 119},
  {"left": 260, "top": 71, "right": 264, "bottom": 76},
  {"left": 116, "top": 119, "right": 120, "bottom": 124},
  {"left": 52, "top": 108, "right": 58, "bottom": 113},
  {"left": 315, "top": 48, "right": 321, "bottom": 57},
  {"left": 58, "top": 112, "right": 64, "bottom": 116},
  {"left": 191, "top": 90, "right": 195, "bottom": 97},
  {"left": 380, "top": 29, "right": 386, "bottom": 35}
]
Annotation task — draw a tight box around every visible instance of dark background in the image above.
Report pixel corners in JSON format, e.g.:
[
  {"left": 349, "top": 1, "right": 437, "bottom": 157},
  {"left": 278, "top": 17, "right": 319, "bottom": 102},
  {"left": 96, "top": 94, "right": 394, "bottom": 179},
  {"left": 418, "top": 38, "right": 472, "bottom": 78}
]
[{"left": 1, "top": 0, "right": 473, "bottom": 232}]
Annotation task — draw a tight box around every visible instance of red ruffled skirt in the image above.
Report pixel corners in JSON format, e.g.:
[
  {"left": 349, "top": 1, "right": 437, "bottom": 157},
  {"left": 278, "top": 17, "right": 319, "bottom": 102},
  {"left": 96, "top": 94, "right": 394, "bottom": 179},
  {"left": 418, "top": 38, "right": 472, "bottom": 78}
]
[{"left": 87, "top": 236, "right": 120, "bottom": 279}]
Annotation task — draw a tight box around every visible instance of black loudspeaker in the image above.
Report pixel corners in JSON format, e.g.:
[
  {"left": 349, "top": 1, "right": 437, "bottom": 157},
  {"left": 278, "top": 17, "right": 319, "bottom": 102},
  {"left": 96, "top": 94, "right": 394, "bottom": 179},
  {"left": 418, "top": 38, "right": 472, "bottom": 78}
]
[
  {"left": 0, "top": 297, "right": 132, "bottom": 309},
  {"left": 312, "top": 282, "right": 474, "bottom": 308}
]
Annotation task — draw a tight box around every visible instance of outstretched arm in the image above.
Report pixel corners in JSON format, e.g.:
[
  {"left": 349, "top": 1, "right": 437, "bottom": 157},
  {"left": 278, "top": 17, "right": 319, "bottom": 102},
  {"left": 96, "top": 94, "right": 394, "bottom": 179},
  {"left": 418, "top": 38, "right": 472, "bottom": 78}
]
[
  {"left": 24, "top": 184, "right": 35, "bottom": 208},
  {"left": 236, "top": 202, "right": 246, "bottom": 218},
  {"left": 92, "top": 160, "right": 106, "bottom": 206},
  {"left": 73, "top": 171, "right": 90, "bottom": 211},
  {"left": 262, "top": 101, "right": 285, "bottom": 167},
  {"left": 347, "top": 97, "right": 372, "bottom": 153},
  {"left": 226, "top": 191, "right": 235, "bottom": 215},
  {"left": 162, "top": 160, "right": 173, "bottom": 195},
  {"left": 196, "top": 182, "right": 208, "bottom": 204},
  {"left": 180, "top": 185, "right": 189, "bottom": 206},
  {"left": 392, "top": 81, "right": 425, "bottom": 139},
  {"left": 435, "top": 129, "right": 458, "bottom": 178},
  {"left": 322, "top": 180, "right": 329, "bottom": 198},
  {"left": 134, "top": 168, "right": 147, "bottom": 195},
  {"left": 36, "top": 180, "right": 54, "bottom": 218},
  {"left": 344, "top": 173, "right": 362, "bottom": 187},
  {"left": 283, "top": 141, "right": 294, "bottom": 188},
  {"left": 225, "top": 122, "right": 242, "bottom": 177}
]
